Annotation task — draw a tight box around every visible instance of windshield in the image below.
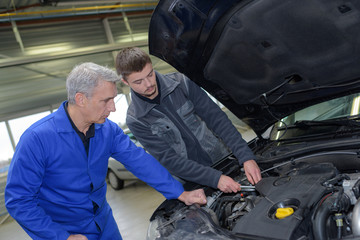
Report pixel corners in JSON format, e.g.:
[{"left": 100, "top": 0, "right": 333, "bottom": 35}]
[{"left": 270, "top": 93, "right": 360, "bottom": 140}]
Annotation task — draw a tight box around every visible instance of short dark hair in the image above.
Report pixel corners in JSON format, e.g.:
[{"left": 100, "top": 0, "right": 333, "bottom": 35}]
[{"left": 115, "top": 47, "right": 152, "bottom": 80}]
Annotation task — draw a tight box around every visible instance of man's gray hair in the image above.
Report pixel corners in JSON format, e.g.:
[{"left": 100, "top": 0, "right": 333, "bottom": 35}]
[{"left": 66, "top": 62, "right": 120, "bottom": 104}]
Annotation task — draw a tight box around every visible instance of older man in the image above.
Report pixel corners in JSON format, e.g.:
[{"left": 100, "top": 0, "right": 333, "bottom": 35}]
[{"left": 5, "top": 62, "right": 206, "bottom": 240}]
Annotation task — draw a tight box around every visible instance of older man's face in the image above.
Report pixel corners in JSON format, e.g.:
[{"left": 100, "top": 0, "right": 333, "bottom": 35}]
[{"left": 83, "top": 80, "right": 118, "bottom": 124}]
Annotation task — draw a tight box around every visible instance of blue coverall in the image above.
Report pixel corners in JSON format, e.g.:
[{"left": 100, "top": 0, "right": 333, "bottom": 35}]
[{"left": 5, "top": 101, "right": 184, "bottom": 240}]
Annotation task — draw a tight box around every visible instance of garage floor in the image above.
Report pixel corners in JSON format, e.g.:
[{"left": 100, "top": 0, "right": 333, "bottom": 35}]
[{"left": 0, "top": 180, "right": 165, "bottom": 240}]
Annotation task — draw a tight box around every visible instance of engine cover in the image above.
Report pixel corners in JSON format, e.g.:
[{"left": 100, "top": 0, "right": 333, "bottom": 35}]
[{"left": 233, "top": 162, "right": 337, "bottom": 239}]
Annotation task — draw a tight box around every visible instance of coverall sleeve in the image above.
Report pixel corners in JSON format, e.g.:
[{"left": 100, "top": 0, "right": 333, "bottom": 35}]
[
  {"left": 127, "top": 117, "right": 223, "bottom": 189},
  {"left": 5, "top": 131, "right": 70, "bottom": 240},
  {"left": 110, "top": 126, "right": 185, "bottom": 199},
  {"left": 184, "top": 76, "right": 256, "bottom": 164}
]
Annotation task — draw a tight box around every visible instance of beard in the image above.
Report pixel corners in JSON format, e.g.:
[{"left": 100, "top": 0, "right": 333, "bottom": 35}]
[{"left": 143, "top": 86, "right": 158, "bottom": 99}]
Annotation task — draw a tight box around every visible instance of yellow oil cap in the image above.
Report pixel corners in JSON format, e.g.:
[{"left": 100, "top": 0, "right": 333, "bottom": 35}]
[{"left": 275, "top": 207, "right": 294, "bottom": 219}]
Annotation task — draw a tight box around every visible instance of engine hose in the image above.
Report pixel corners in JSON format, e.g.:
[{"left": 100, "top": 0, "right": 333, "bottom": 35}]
[
  {"left": 312, "top": 193, "right": 350, "bottom": 240},
  {"left": 353, "top": 198, "right": 360, "bottom": 236},
  {"left": 215, "top": 196, "right": 241, "bottom": 217}
]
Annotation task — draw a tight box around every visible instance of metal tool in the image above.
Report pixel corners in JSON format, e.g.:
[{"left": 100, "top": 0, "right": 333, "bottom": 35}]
[{"left": 240, "top": 185, "right": 256, "bottom": 191}]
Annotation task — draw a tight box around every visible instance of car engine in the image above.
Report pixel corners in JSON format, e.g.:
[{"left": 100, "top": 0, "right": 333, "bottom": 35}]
[{"left": 148, "top": 160, "right": 360, "bottom": 240}]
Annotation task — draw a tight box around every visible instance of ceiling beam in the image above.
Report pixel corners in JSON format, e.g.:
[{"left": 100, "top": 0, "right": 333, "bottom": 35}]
[{"left": 0, "top": 2, "right": 157, "bottom": 22}]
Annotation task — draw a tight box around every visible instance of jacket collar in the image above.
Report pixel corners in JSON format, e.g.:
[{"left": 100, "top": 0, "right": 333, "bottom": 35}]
[
  {"left": 54, "top": 101, "right": 103, "bottom": 133},
  {"left": 130, "top": 71, "right": 180, "bottom": 118}
]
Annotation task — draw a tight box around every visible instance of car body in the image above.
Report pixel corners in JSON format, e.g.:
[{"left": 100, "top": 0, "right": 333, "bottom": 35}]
[
  {"left": 146, "top": 0, "right": 360, "bottom": 239},
  {"left": 107, "top": 129, "right": 141, "bottom": 190}
]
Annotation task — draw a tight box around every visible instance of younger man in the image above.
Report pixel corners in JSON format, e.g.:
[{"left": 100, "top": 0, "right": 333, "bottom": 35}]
[{"left": 116, "top": 47, "right": 262, "bottom": 193}]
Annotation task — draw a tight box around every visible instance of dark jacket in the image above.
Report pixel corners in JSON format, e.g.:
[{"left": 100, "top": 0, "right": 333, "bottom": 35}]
[{"left": 127, "top": 72, "right": 255, "bottom": 189}]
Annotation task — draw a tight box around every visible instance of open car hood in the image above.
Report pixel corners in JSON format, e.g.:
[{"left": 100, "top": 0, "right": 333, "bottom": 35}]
[{"left": 148, "top": 0, "right": 360, "bottom": 135}]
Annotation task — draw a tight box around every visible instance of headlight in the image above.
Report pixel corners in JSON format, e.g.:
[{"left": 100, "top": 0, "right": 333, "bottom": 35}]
[{"left": 146, "top": 218, "right": 161, "bottom": 240}]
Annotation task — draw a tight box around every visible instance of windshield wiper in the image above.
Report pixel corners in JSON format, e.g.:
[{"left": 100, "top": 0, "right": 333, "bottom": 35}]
[{"left": 278, "top": 116, "right": 360, "bottom": 131}]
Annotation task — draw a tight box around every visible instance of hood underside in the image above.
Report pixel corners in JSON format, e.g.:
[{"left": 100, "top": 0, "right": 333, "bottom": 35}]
[{"left": 149, "top": 0, "right": 360, "bottom": 134}]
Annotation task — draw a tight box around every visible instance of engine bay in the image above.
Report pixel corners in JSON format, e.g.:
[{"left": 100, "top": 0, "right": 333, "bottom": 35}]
[{"left": 149, "top": 158, "right": 360, "bottom": 240}]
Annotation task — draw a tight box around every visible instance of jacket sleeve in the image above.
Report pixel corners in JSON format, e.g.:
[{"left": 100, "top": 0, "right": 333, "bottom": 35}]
[
  {"left": 110, "top": 125, "right": 185, "bottom": 199},
  {"left": 183, "top": 76, "right": 256, "bottom": 165},
  {"left": 5, "top": 131, "right": 71, "bottom": 240},
  {"left": 127, "top": 115, "right": 222, "bottom": 189}
]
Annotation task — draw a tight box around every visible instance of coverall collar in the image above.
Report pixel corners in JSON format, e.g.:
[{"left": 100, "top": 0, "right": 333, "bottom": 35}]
[{"left": 54, "top": 101, "right": 103, "bottom": 133}]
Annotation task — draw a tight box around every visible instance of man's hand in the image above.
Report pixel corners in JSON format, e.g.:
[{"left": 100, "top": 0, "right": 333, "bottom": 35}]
[
  {"left": 178, "top": 189, "right": 207, "bottom": 205},
  {"left": 67, "top": 234, "right": 88, "bottom": 240},
  {"left": 243, "top": 159, "right": 262, "bottom": 185},
  {"left": 217, "top": 175, "right": 241, "bottom": 193}
]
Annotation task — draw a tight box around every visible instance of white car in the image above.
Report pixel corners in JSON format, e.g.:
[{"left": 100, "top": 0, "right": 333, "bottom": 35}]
[{"left": 107, "top": 129, "right": 141, "bottom": 190}]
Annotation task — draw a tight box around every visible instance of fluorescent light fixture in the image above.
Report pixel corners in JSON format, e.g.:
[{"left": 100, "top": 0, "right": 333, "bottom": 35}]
[
  {"left": 25, "top": 44, "right": 72, "bottom": 55},
  {"left": 351, "top": 95, "right": 360, "bottom": 116},
  {"left": 275, "top": 121, "right": 284, "bottom": 140}
]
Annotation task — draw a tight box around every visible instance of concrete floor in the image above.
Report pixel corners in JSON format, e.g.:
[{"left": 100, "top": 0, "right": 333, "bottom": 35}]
[{"left": 0, "top": 180, "right": 165, "bottom": 240}]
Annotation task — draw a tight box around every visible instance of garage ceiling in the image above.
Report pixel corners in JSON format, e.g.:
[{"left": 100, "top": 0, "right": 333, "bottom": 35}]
[{"left": 0, "top": 0, "right": 175, "bottom": 122}]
